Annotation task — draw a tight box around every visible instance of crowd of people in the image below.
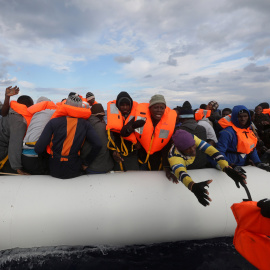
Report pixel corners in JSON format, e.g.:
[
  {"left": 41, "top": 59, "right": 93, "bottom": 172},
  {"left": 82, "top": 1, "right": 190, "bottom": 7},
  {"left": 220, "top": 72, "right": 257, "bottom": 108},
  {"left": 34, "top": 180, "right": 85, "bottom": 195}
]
[{"left": 0, "top": 86, "right": 270, "bottom": 206}]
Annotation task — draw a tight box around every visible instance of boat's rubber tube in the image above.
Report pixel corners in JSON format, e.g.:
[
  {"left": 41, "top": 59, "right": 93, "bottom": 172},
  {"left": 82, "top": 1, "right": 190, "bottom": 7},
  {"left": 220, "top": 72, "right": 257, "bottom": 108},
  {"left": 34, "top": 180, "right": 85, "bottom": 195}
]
[{"left": 0, "top": 166, "right": 269, "bottom": 251}]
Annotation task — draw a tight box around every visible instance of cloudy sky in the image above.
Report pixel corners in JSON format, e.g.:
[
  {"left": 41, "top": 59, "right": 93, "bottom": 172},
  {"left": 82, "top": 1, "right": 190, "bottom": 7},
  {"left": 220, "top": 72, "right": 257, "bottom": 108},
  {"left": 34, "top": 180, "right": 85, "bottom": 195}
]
[{"left": 0, "top": 0, "right": 270, "bottom": 109}]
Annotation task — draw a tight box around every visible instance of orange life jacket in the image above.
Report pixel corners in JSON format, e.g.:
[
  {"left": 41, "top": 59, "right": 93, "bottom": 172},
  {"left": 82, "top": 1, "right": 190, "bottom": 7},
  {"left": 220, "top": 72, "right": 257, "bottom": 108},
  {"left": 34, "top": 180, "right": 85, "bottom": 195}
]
[
  {"left": 218, "top": 115, "right": 257, "bottom": 154},
  {"left": 51, "top": 103, "right": 91, "bottom": 120},
  {"left": 106, "top": 101, "right": 138, "bottom": 163},
  {"left": 135, "top": 103, "right": 176, "bottom": 159},
  {"left": 231, "top": 201, "right": 270, "bottom": 270},
  {"left": 27, "top": 101, "right": 57, "bottom": 114},
  {"left": 106, "top": 100, "right": 138, "bottom": 144},
  {"left": 194, "top": 109, "right": 211, "bottom": 121},
  {"left": 262, "top": 108, "right": 270, "bottom": 116},
  {"left": 10, "top": 101, "right": 33, "bottom": 128}
]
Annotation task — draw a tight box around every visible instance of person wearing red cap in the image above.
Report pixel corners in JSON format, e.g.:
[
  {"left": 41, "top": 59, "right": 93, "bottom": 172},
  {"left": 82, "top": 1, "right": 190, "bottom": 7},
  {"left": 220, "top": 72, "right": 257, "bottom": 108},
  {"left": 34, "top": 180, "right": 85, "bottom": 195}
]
[{"left": 168, "top": 130, "right": 246, "bottom": 206}]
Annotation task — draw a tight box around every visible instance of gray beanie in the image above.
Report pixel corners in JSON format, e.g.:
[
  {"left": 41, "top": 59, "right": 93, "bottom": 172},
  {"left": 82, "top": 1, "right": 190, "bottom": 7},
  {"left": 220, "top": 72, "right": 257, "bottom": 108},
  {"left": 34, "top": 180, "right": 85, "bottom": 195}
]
[
  {"left": 37, "top": 96, "right": 50, "bottom": 103},
  {"left": 149, "top": 94, "right": 166, "bottom": 107},
  {"left": 66, "top": 95, "right": 82, "bottom": 108}
]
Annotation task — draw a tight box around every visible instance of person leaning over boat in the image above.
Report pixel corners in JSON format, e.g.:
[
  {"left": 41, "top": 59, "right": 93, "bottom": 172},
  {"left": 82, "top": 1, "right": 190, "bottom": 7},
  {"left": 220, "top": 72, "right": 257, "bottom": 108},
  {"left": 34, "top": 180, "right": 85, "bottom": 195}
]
[
  {"left": 80, "top": 103, "right": 114, "bottom": 174},
  {"left": 106, "top": 91, "right": 144, "bottom": 171},
  {"left": 130, "top": 94, "right": 177, "bottom": 180},
  {"left": 214, "top": 105, "right": 270, "bottom": 172},
  {"left": 0, "top": 86, "right": 33, "bottom": 175},
  {"left": 21, "top": 97, "right": 57, "bottom": 175},
  {"left": 168, "top": 130, "right": 247, "bottom": 206},
  {"left": 35, "top": 95, "right": 102, "bottom": 179}
]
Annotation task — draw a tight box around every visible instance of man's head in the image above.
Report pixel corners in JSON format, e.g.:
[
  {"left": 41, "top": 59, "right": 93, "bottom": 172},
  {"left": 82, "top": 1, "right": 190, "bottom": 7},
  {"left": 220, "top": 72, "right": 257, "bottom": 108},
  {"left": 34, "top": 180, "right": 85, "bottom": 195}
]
[
  {"left": 222, "top": 108, "right": 232, "bottom": 117},
  {"left": 255, "top": 105, "right": 263, "bottom": 115},
  {"left": 207, "top": 101, "right": 219, "bottom": 111},
  {"left": 179, "top": 108, "right": 194, "bottom": 123},
  {"left": 17, "top": 95, "right": 34, "bottom": 107},
  {"left": 172, "top": 130, "right": 196, "bottom": 156},
  {"left": 86, "top": 92, "right": 95, "bottom": 106},
  {"left": 237, "top": 109, "right": 250, "bottom": 128},
  {"left": 65, "top": 95, "right": 82, "bottom": 107},
  {"left": 91, "top": 103, "right": 105, "bottom": 122},
  {"left": 149, "top": 95, "right": 166, "bottom": 121},
  {"left": 116, "top": 91, "right": 133, "bottom": 116}
]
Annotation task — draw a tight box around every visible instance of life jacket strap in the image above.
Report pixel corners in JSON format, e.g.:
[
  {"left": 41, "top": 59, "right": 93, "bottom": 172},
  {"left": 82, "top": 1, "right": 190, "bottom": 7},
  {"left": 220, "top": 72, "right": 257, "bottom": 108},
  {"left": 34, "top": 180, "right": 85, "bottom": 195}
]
[{"left": 0, "top": 155, "right": 8, "bottom": 170}]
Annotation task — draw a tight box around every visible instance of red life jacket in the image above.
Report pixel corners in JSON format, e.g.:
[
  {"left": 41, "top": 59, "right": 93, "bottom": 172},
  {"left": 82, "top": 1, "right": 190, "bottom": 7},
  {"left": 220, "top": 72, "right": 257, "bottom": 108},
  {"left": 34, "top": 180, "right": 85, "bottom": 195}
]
[
  {"left": 10, "top": 101, "right": 33, "bottom": 128},
  {"left": 218, "top": 115, "right": 257, "bottom": 154},
  {"left": 194, "top": 109, "right": 211, "bottom": 121},
  {"left": 231, "top": 201, "right": 270, "bottom": 270},
  {"left": 134, "top": 103, "right": 176, "bottom": 157}
]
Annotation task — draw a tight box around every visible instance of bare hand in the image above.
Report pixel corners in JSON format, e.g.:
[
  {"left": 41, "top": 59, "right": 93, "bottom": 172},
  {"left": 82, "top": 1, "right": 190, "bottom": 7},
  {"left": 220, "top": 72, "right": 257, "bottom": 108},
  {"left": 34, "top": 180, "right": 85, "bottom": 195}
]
[
  {"left": 113, "top": 151, "right": 124, "bottom": 163},
  {"left": 164, "top": 167, "right": 178, "bottom": 183},
  {"left": 6, "top": 86, "right": 19, "bottom": 97},
  {"left": 82, "top": 164, "right": 88, "bottom": 171}
]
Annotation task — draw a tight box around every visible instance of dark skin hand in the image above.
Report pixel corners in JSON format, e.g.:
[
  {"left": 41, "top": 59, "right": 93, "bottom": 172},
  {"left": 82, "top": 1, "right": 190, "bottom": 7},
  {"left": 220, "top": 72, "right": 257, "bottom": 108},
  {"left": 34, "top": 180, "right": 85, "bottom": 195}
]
[
  {"left": 164, "top": 167, "right": 178, "bottom": 183},
  {"left": 2, "top": 86, "right": 20, "bottom": 116}
]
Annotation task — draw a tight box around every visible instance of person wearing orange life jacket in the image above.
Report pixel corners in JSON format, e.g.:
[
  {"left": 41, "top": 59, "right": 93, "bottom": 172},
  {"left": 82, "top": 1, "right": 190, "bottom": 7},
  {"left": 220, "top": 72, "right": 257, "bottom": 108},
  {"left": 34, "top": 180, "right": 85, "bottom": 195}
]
[
  {"left": 231, "top": 199, "right": 270, "bottom": 270},
  {"left": 131, "top": 94, "right": 177, "bottom": 180},
  {"left": 106, "top": 91, "right": 144, "bottom": 171},
  {"left": 35, "top": 95, "right": 102, "bottom": 179},
  {"left": 212, "top": 105, "right": 270, "bottom": 172},
  {"left": 21, "top": 97, "right": 57, "bottom": 175},
  {"left": 0, "top": 86, "right": 34, "bottom": 175},
  {"left": 86, "top": 92, "right": 98, "bottom": 107}
]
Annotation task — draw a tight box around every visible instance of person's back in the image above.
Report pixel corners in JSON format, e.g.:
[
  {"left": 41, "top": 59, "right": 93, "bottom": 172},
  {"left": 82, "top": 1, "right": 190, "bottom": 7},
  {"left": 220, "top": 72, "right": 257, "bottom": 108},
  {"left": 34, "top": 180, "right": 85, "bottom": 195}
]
[
  {"left": 81, "top": 104, "right": 114, "bottom": 174},
  {"left": 35, "top": 95, "right": 102, "bottom": 179},
  {"left": 0, "top": 90, "right": 33, "bottom": 174},
  {"left": 22, "top": 97, "right": 57, "bottom": 174}
]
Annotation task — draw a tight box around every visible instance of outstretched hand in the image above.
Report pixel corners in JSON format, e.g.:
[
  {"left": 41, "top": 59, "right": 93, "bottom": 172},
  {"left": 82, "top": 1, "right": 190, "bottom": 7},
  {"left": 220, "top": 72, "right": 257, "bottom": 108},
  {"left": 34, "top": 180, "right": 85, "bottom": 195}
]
[
  {"left": 132, "top": 119, "right": 146, "bottom": 129},
  {"left": 224, "top": 166, "right": 247, "bottom": 188},
  {"left": 5, "top": 86, "right": 19, "bottom": 97},
  {"left": 190, "top": 179, "right": 213, "bottom": 206}
]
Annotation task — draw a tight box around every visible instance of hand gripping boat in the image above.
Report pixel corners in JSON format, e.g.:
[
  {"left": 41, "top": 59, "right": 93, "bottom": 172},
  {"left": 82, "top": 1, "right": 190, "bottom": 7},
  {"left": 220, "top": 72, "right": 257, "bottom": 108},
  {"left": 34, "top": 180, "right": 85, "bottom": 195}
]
[{"left": 0, "top": 166, "right": 269, "bottom": 251}]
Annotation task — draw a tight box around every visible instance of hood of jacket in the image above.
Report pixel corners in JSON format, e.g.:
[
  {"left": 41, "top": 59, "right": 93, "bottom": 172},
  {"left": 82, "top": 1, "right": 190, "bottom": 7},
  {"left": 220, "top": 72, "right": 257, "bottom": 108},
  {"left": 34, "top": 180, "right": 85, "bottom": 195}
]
[{"left": 231, "top": 105, "right": 251, "bottom": 128}]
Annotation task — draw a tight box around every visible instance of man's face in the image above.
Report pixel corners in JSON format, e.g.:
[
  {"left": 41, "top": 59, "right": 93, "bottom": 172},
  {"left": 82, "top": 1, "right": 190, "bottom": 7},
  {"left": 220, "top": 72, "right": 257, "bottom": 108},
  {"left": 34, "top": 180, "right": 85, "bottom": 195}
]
[
  {"left": 222, "top": 110, "right": 231, "bottom": 117},
  {"left": 149, "top": 103, "right": 166, "bottom": 121},
  {"left": 238, "top": 112, "right": 249, "bottom": 128},
  {"left": 88, "top": 98, "right": 95, "bottom": 106},
  {"left": 119, "top": 102, "right": 131, "bottom": 115},
  {"left": 255, "top": 106, "right": 263, "bottom": 115},
  {"left": 182, "top": 144, "right": 197, "bottom": 156}
]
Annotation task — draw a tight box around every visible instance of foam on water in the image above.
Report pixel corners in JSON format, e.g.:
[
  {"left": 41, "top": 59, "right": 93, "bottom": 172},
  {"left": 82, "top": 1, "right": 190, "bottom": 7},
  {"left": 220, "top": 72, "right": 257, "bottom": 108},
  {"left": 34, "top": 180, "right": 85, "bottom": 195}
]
[{"left": 0, "top": 237, "right": 256, "bottom": 270}]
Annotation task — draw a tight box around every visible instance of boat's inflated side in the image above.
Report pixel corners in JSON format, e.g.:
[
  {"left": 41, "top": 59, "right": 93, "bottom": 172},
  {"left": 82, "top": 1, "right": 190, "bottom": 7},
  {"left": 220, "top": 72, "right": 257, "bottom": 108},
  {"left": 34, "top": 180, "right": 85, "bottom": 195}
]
[{"left": 0, "top": 166, "right": 269, "bottom": 251}]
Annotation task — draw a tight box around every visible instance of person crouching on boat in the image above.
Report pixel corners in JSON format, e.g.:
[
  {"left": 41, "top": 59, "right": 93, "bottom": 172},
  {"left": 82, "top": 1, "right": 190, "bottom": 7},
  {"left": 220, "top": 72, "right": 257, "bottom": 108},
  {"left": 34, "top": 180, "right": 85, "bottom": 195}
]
[
  {"left": 215, "top": 105, "right": 270, "bottom": 172},
  {"left": 35, "top": 95, "right": 102, "bottom": 179},
  {"left": 107, "top": 91, "right": 144, "bottom": 171},
  {"left": 168, "top": 130, "right": 247, "bottom": 206},
  {"left": 132, "top": 94, "right": 177, "bottom": 180}
]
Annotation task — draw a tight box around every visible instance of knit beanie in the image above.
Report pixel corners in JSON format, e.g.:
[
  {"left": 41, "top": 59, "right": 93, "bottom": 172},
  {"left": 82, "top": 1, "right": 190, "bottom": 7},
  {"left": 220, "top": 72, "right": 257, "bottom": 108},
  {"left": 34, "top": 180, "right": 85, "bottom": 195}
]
[
  {"left": 86, "top": 92, "right": 95, "bottom": 101},
  {"left": 208, "top": 100, "right": 219, "bottom": 110},
  {"left": 91, "top": 103, "right": 105, "bottom": 116},
  {"left": 68, "top": 92, "right": 79, "bottom": 97},
  {"left": 66, "top": 95, "right": 82, "bottom": 107},
  {"left": 116, "top": 91, "right": 133, "bottom": 109},
  {"left": 149, "top": 94, "right": 166, "bottom": 107},
  {"left": 172, "top": 130, "right": 195, "bottom": 152},
  {"left": 182, "top": 101, "right": 192, "bottom": 110},
  {"left": 37, "top": 96, "right": 50, "bottom": 103},
  {"left": 179, "top": 108, "right": 194, "bottom": 119}
]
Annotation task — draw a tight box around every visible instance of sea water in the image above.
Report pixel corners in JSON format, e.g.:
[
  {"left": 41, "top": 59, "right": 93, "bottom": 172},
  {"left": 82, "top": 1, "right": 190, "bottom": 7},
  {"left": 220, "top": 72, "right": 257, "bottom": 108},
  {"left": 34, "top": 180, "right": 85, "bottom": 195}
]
[{"left": 0, "top": 237, "right": 256, "bottom": 270}]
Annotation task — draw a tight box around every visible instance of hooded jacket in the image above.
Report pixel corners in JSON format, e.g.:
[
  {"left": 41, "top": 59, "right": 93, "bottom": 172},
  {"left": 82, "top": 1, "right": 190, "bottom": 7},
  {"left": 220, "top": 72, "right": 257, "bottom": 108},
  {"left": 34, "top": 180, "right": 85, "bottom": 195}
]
[{"left": 214, "top": 105, "right": 260, "bottom": 166}]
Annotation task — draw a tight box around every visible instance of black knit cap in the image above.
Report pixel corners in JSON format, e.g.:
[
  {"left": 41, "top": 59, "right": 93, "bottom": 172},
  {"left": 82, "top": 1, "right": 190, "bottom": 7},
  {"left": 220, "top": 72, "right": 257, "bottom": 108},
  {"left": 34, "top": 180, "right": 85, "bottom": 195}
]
[
  {"left": 91, "top": 103, "right": 105, "bottom": 116},
  {"left": 116, "top": 91, "right": 133, "bottom": 109}
]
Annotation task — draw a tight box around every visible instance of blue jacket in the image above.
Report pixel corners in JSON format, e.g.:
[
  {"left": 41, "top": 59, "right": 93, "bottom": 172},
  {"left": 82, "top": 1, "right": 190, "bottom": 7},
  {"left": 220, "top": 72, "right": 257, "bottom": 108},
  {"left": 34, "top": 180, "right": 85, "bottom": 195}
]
[
  {"left": 35, "top": 116, "right": 102, "bottom": 179},
  {"left": 211, "top": 105, "right": 260, "bottom": 167}
]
